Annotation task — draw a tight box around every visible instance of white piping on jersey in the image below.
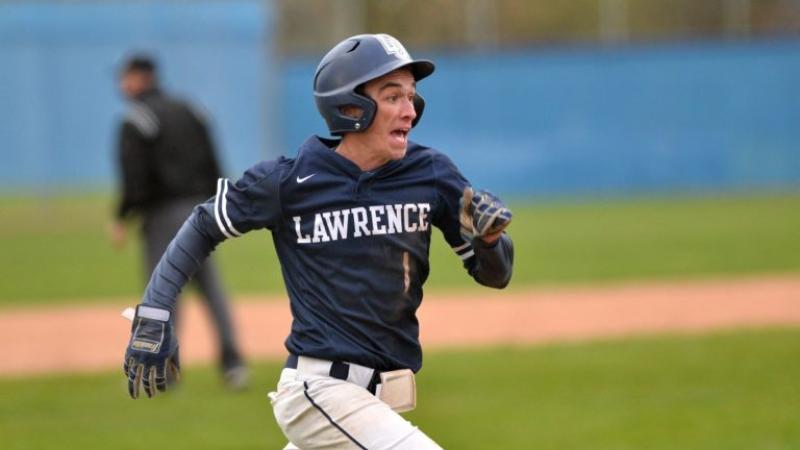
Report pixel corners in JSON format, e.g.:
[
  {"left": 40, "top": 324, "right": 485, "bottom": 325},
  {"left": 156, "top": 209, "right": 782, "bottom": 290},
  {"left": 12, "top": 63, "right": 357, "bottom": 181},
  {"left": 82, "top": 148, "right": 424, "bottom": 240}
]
[
  {"left": 214, "top": 178, "right": 243, "bottom": 239},
  {"left": 452, "top": 241, "right": 474, "bottom": 260},
  {"left": 220, "top": 179, "right": 243, "bottom": 237},
  {"left": 452, "top": 242, "right": 470, "bottom": 252},
  {"left": 213, "top": 179, "right": 232, "bottom": 239}
]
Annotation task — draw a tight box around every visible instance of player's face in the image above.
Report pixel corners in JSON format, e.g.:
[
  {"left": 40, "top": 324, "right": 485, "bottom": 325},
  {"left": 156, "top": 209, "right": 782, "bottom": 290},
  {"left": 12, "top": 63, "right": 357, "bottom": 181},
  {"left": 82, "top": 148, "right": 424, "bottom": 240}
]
[
  {"left": 362, "top": 69, "right": 417, "bottom": 161},
  {"left": 119, "top": 71, "right": 152, "bottom": 99}
]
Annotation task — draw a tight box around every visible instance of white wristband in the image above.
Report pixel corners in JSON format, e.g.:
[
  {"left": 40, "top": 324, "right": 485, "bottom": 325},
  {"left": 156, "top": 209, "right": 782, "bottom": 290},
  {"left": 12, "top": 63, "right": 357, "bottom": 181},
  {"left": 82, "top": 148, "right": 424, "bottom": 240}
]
[{"left": 137, "top": 305, "right": 171, "bottom": 322}]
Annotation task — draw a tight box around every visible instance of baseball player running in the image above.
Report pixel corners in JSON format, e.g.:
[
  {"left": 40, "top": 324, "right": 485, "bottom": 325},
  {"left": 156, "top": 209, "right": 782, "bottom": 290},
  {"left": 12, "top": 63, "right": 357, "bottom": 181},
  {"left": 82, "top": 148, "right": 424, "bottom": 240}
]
[{"left": 123, "top": 33, "right": 514, "bottom": 449}]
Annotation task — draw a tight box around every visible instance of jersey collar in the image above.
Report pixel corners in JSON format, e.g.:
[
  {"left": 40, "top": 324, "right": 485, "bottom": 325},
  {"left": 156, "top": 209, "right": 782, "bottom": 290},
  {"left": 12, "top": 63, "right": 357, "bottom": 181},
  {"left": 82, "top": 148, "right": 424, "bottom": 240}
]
[{"left": 303, "top": 135, "right": 410, "bottom": 179}]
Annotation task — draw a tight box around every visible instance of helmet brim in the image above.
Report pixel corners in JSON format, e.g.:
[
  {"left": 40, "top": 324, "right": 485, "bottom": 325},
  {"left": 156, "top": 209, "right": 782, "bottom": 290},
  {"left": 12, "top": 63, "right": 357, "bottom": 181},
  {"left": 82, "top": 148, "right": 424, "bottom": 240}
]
[{"left": 406, "top": 59, "right": 435, "bottom": 81}]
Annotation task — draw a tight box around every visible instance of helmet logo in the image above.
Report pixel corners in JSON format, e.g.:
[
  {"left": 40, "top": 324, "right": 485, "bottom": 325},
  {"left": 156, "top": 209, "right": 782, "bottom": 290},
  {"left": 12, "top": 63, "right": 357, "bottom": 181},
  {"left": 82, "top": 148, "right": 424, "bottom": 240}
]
[{"left": 375, "top": 34, "right": 410, "bottom": 61}]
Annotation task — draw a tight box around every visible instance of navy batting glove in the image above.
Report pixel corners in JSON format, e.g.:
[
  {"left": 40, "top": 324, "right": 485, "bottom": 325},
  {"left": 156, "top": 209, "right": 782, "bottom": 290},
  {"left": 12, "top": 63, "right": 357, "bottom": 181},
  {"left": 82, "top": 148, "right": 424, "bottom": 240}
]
[
  {"left": 459, "top": 187, "right": 513, "bottom": 243},
  {"left": 124, "top": 305, "right": 180, "bottom": 399}
]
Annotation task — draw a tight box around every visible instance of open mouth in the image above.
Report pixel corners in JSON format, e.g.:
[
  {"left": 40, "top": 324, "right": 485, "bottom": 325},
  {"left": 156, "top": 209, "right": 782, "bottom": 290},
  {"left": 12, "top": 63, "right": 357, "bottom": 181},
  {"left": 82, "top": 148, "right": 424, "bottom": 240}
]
[{"left": 391, "top": 128, "right": 409, "bottom": 140}]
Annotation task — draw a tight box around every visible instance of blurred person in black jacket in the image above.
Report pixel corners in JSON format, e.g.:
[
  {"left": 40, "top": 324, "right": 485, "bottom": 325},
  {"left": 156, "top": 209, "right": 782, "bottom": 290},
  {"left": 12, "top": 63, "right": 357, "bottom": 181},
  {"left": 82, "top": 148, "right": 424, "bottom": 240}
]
[{"left": 110, "top": 54, "right": 248, "bottom": 389}]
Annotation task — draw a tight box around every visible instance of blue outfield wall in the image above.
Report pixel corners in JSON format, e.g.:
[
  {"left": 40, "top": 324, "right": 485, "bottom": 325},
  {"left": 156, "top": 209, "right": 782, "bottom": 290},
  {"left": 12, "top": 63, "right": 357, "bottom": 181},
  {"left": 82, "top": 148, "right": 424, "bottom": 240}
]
[
  {"left": 283, "top": 40, "right": 800, "bottom": 197},
  {"left": 0, "top": 1, "right": 276, "bottom": 191},
  {"left": 0, "top": 0, "right": 797, "bottom": 199}
]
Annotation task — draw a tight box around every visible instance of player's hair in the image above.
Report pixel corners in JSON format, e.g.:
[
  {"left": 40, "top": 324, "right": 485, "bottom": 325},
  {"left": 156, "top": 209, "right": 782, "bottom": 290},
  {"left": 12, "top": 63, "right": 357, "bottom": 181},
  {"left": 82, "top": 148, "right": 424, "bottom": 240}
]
[{"left": 121, "top": 54, "right": 158, "bottom": 75}]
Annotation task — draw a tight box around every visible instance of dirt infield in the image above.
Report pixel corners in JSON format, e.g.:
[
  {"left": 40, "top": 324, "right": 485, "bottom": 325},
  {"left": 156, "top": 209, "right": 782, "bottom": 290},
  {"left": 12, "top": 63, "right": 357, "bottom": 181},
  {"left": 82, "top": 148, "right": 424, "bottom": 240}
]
[{"left": 1, "top": 274, "right": 799, "bottom": 376}]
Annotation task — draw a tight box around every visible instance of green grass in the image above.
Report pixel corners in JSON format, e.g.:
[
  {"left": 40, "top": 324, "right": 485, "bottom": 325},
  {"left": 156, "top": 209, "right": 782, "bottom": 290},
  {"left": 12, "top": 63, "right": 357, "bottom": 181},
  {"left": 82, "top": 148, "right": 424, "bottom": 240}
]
[
  {"left": 1, "top": 328, "right": 798, "bottom": 449},
  {"left": 1, "top": 193, "right": 799, "bottom": 306}
]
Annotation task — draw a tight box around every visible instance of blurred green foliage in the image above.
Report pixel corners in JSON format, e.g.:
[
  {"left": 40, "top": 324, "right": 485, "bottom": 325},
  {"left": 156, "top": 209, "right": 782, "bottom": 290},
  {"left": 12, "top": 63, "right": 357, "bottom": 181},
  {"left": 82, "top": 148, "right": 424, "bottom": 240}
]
[
  {"left": 277, "top": 0, "right": 800, "bottom": 55},
  {"left": 1, "top": 328, "right": 798, "bottom": 449},
  {"left": 1, "top": 193, "right": 799, "bottom": 306}
]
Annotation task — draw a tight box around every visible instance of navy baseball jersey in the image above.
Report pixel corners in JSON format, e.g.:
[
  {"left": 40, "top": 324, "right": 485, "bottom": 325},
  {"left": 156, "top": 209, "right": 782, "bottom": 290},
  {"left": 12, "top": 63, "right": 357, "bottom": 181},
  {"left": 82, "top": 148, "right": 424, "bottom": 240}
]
[{"left": 142, "top": 135, "right": 513, "bottom": 372}]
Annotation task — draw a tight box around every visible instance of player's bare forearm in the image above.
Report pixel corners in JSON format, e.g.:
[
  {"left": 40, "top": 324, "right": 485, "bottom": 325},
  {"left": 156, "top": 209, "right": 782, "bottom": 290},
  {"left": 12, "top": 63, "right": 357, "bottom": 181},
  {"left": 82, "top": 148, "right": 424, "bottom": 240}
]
[
  {"left": 480, "top": 229, "right": 504, "bottom": 245},
  {"left": 470, "top": 233, "right": 514, "bottom": 288}
]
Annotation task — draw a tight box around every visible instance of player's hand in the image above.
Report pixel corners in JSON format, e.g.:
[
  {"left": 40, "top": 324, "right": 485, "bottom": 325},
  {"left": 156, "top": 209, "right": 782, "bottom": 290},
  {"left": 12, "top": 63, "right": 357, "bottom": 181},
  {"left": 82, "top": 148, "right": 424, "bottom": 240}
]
[
  {"left": 124, "top": 305, "right": 180, "bottom": 399},
  {"left": 108, "top": 221, "right": 127, "bottom": 250},
  {"left": 459, "top": 187, "right": 512, "bottom": 244}
]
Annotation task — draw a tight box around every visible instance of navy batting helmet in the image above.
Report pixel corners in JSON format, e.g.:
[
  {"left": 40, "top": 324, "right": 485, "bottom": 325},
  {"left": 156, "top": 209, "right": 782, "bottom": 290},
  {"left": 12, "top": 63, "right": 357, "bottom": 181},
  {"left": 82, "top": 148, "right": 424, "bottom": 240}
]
[{"left": 314, "top": 33, "right": 435, "bottom": 136}]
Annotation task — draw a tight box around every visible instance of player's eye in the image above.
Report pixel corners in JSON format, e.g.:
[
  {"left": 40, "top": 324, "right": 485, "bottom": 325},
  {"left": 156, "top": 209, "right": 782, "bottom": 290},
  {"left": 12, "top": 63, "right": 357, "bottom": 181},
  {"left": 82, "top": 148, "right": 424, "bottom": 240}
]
[{"left": 386, "top": 95, "right": 399, "bottom": 103}]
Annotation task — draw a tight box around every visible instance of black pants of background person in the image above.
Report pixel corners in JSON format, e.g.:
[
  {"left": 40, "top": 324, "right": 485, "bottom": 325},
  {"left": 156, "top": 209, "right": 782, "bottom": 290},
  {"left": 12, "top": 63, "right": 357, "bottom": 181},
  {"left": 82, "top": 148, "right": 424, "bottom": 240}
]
[{"left": 141, "top": 196, "right": 247, "bottom": 389}]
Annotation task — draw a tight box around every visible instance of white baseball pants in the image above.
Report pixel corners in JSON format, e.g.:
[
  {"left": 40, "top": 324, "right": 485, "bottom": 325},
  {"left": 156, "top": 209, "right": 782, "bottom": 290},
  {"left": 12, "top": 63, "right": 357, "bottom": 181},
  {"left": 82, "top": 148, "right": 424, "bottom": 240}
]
[{"left": 270, "top": 367, "right": 442, "bottom": 449}]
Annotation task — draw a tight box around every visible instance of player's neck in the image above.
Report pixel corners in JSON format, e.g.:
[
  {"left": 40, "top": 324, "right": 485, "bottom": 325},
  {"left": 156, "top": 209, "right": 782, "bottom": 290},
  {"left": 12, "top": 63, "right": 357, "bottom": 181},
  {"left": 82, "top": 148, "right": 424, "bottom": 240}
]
[{"left": 336, "top": 136, "right": 389, "bottom": 172}]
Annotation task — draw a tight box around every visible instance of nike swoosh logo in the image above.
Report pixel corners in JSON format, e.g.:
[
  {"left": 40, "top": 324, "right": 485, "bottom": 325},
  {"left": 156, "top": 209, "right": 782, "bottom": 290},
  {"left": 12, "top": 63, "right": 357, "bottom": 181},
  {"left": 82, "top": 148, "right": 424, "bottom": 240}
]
[{"left": 296, "top": 174, "right": 316, "bottom": 183}]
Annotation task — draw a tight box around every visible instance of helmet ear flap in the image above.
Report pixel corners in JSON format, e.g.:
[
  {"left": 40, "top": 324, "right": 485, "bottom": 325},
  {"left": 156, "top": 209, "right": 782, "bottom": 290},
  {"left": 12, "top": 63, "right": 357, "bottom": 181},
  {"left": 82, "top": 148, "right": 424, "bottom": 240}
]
[
  {"left": 411, "top": 93, "right": 426, "bottom": 128},
  {"left": 344, "top": 94, "right": 377, "bottom": 135},
  {"left": 323, "top": 91, "right": 377, "bottom": 136},
  {"left": 353, "top": 96, "right": 377, "bottom": 132}
]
